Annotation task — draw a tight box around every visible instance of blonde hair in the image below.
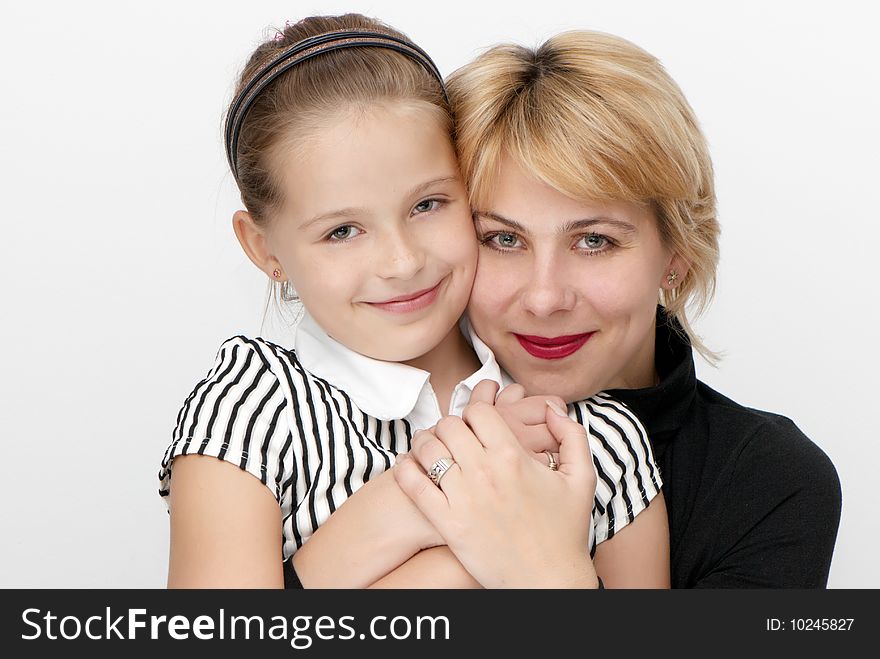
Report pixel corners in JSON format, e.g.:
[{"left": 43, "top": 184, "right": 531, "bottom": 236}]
[{"left": 448, "top": 31, "right": 720, "bottom": 362}]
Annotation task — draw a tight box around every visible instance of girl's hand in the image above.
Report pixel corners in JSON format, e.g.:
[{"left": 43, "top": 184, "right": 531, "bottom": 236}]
[
  {"left": 469, "top": 379, "right": 563, "bottom": 468},
  {"left": 393, "top": 400, "right": 599, "bottom": 588}
]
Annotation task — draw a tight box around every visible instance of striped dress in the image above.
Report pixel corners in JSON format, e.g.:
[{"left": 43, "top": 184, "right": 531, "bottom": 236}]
[{"left": 159, "top": 335, "right": 662, "bottom": 561}]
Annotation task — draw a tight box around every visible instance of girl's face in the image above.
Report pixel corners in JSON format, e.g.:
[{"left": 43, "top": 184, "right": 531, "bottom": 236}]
[
  {"left": 266, "top": 102, "right": 477, "bottom": 362},
  {"left": 468, "top": 155, "right": 686, "bottom": 402}
]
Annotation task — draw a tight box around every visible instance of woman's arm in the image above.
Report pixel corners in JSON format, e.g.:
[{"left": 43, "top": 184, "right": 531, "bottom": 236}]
[
  {"left": 291, "top": 467, "right": 440, "bottom": 588},
  {"left": 167, "top": 455, "right": 283, "bottom": 588},
  {"left": 369, "top": 547, "right": 481, "bottom": 588}
]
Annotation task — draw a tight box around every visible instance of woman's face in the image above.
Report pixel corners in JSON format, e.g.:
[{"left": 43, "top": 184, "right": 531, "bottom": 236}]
[
  {"left": 266, "top": 102, "right": 477, "bottom": 362},
  {"left": 468, "top": 155, "right": 684, "bottom": 401}
]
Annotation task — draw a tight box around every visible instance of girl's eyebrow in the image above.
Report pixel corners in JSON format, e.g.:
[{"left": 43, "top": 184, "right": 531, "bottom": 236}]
[
  {"left": 475, "top": 211, "right": 636, "bottom": 235},
  {"left": 299, "top": 206, "right": 362, "bottom": 230},
  {"left": 300, "top": 176, "right": 460, "bottom": 230},
  {"left": 407, "top": 175, "right": 459, "bottom": 198}
]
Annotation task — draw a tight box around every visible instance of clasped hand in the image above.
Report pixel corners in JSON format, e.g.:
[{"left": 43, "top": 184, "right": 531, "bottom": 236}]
[{"left": 394, "top": 380, "right": 599, "bottom": 588}]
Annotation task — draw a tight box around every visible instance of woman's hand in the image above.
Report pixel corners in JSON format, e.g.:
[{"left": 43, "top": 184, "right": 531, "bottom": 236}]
[
  {"left": 393, "top": 400, "right": 599, "bottom": 588},
  {"left": 469, "top": 379, "right": 563, "bottom": 467}
]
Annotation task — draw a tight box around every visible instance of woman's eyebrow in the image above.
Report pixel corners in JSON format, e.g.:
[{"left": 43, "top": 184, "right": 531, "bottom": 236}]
[
  {"left": 473, "top": 211, "right": 529, "bottom": 233},
  {"left": 474, "top": 211, "right": 636, "bottom": 235},
  {"left": 561, "top": 217, "right": 637, "bottom": 234}
]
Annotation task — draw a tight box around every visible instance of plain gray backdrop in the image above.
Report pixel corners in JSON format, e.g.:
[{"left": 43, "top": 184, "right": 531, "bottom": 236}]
[{"left": 1, "top": 0, "right": 877, "bottom": 587}]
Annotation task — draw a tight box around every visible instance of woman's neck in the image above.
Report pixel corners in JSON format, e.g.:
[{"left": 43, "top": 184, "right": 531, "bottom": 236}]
[{"left": 403, "top": 325, "right": 481, "bottom": 414}]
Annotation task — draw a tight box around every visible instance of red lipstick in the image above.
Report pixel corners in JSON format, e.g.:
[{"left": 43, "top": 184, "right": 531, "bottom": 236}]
[{"left": 514, "top": 332, "right": 594, "bottom": 360}]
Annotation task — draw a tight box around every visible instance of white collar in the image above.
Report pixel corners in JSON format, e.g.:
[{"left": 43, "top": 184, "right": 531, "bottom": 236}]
[
  {"left": 294, "top": 311, "right": 430, "bottom": 421},
  {"left": 293, "top": 311, "right": 510, "bottom": 422}
]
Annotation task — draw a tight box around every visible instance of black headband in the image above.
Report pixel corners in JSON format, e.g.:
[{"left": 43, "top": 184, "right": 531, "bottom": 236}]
[{"left": 225, "top": 29, "right": 448, "bottom": 181}]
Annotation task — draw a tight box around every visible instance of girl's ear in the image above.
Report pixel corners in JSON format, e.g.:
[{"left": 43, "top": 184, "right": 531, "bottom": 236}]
[
  {"left": 661, "top": 253, "right": 690, "bottom": 290},
  {"left": 232, "top": 210, "right": 283, "bottom": 278}
]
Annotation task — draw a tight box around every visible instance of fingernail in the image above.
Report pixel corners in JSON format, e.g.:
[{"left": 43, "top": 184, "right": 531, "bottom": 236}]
[{"left": 546, "top": 400, "right": 568, "bottom": 417}]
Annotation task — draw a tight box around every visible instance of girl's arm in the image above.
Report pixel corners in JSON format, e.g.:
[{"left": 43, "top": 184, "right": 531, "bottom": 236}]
[
  {"left": 167, "top": 455, "right": 283, "bottom": 588},
  {"left": 592, "top": 491, "right": 670, "bottom": 588}
]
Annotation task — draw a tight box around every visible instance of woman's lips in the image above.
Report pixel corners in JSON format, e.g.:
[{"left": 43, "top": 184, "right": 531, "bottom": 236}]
[
  {"left": 366, "top": 281, "right": 442, "bottom": 314},
  {"left": 514, "top": 332, "right": 594, "bottom": 360}
]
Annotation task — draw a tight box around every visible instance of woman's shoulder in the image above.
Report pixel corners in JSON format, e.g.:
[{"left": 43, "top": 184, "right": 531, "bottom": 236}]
[{"left": 696, "top": 381, "right": 840, "bottom": 489}]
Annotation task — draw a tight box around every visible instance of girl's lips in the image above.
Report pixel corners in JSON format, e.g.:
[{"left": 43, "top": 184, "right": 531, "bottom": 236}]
[
  {"left": 366, "top": 281, "right": 442, "bottom": 314},
  {"left": 514, "top": 332, "right": 594, "bottom": 360}
]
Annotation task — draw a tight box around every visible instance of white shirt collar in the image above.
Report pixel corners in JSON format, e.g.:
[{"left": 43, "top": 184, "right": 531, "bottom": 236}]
[
  {"left": 294, "top": 311, "right": 430, "bottom": 421},
  {"left": 293, "top": 311, "right": 511, "bottom": 424}
]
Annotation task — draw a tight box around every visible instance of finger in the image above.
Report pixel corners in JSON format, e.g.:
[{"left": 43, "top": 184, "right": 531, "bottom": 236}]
[
  {"left": 512, "top": 423, "right": 560, "bottom": 454},
  {"left": 469, "top": 379, "right": 500, "bottom": 405},
  {"left": 410, "top": 429, "right": 458, "bottom": 471},
  {"left": 433, "top": 415, "right": 484, "bottom": 467},
  {"left": 461, "top": 401, "right": 522, "bottom": 451},
  {"left": 495, "top": 383, "right": 525, "bottom": 405},
  {"left": 396, "top": 450, "right": 463, "bottom": 502},
  {"left": 545, "top": 401, "right": 594, "bottom": 486},
  {"left": 530, "top": 450, "right": 560, "bottom": 468},
  {"left": 501, "top": 395, "right": 567, "bottom": 426},
  {"left": 393, "top": 455, "right": 455, "bottom": 535}
]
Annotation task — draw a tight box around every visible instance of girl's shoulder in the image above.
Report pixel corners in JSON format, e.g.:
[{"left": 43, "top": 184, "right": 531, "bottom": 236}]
[
  {"left": 572, "top": 393, "right": 648, "bottom": 444},
  {"left": 206, "top": 334, "right": 308, "bottom": 382}
]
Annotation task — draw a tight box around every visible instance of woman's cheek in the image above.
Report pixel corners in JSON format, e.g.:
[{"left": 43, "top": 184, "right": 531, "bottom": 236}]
[{"left": 470, "top": 255, "right": 516, "bottom": 316}]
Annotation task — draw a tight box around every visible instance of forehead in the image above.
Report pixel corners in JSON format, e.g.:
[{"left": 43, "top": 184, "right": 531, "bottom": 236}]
[
  {"left": 481, "top": 155, "right": 654, "bottom": 232},
  {"left": 274, "top": 102, "right": 457, "bottom": 216}
]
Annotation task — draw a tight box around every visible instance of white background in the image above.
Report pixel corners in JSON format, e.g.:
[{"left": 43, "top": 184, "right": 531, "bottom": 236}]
[{"left": 1, "top": 0, "right": 877, "bottom": 587}]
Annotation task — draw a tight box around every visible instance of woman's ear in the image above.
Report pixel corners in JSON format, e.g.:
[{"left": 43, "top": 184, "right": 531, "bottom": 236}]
[
  {"left": 661, "top": 253, "right": 690, "bottom": 290},
  {"left": 232, "top": 210, "right": 283, "bottom": 279}
]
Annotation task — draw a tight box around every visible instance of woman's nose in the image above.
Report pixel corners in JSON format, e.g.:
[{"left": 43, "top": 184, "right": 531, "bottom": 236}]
[{"left": 520, "top": 258, "right": 576, "bottom": 316}]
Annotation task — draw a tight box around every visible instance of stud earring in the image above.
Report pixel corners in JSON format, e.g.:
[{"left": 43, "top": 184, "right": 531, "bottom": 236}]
[
  {"left": 666, "top": 270, "right": 678, "bottom": 286},
  {"left": 272, "top": 268, "right": 282, "bottom": 279}
]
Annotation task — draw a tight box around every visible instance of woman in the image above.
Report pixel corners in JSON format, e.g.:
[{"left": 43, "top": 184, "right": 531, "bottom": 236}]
[{"left": 293, "top": 30, "right": 841, "bottom": 588}]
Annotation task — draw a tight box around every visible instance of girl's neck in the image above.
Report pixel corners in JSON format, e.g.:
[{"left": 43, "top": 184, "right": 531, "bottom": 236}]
[{"left": 403, "top": 325, "right": 482, "bottom": 414}]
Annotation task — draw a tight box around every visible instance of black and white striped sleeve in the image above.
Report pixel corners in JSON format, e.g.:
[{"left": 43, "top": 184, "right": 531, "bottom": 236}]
[
  {"left": 158, "top": 337, "right": 293, "bottom": 506},
  {"left": 573, "top": 394, "right": 663, "bottom": 547}
]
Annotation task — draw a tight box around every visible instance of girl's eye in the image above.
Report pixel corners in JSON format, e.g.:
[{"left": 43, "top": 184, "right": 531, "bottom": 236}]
[
  {"left": 413, "top": 198, "right": 442, "bottom": 214},
  {"left": 482, "top": 232, "right": 523, "bottom": 249},
  {"left": 576, "top": 233, "right": 611, "bottom": 252},
  {"left": 328, "top": 225, "right": 361, "bottom": 241}
]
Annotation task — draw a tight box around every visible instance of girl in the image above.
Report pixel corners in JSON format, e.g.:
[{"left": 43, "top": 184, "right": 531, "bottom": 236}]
[{"left": 159, "top": 14, "right": 666, "bottom": 588}]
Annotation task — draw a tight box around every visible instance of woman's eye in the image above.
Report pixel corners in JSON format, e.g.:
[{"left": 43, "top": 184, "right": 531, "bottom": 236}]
[
  {"left": 413, "top": 199, "right": 441, "bottom": 214},
  {"left": 577, "top": 233, "right": 609, "bottom": 251},
  {"left": 483, "top": 232, "right": 522, "bottom": 249},
  {"left": 328, "top": 225, "right": 361, "bottom": 241}
]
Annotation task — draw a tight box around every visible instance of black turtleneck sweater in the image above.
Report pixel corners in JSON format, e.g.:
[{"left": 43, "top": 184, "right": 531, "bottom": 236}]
[{"left": 607, "top": 309, "right": 841, "bottom": 587}]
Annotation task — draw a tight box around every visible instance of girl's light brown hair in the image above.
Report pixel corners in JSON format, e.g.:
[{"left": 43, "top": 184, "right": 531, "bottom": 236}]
[
  {"left": 448, "top": 31, "right": 720, "bottom": 362},
  {"left": 225, "top": 14, "right": 450, "bottom": 315}
]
